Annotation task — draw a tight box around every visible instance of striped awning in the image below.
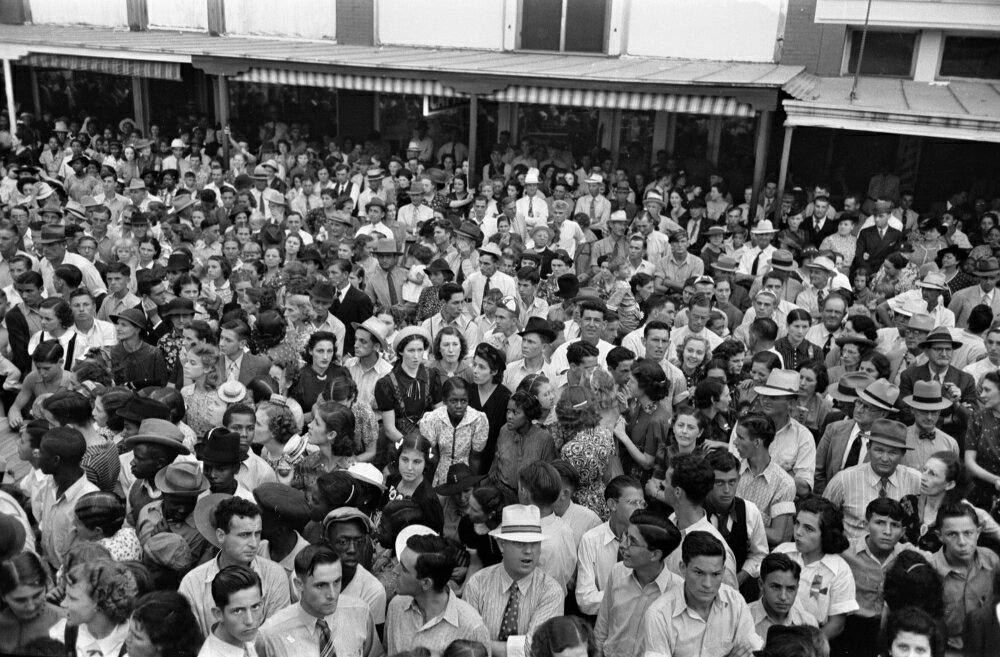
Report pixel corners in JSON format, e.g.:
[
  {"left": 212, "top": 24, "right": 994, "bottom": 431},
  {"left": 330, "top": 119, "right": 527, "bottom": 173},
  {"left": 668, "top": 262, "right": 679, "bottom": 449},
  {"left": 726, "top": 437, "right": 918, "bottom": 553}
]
[
  {"left": 233, "top": 67, "right": 461, "bottom": 97},
  {"left": 23, "top": 54, "right": 182, "bottom": 81},
  {"left": 234, "top": 67, "right": 756, "bottom": 117},
  {"left": 483, "top": 85, "right": 756, "bottom": 116}
]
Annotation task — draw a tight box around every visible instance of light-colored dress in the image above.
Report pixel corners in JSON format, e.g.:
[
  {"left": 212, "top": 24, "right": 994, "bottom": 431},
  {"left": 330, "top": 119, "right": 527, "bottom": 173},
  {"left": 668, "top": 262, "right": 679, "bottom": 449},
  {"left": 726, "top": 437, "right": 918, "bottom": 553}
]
[
  {"left": 418, "top": 405, "right": 490, "bottom": 487},
  {"left": 820, "top": 233, "right": 857, "bottom": 266},
  {"left": 181, "top": 385, "right": 227, "bottom": 437},
  {"left": 559, "top": 426, "right": 615, "bottom": 520}
]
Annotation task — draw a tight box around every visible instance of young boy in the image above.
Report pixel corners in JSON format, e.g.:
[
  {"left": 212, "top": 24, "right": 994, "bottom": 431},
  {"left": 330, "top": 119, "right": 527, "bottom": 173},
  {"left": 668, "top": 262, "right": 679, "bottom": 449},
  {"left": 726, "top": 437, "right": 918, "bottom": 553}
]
[
  {"left": 98, "top": 262, "right": 139, "bottom": 322},
  {"left": 749, "top": 552, "right": 818, "bottom": 639},
  {"left": 201, "top": 566, "right": 265, "bottom": 657}
]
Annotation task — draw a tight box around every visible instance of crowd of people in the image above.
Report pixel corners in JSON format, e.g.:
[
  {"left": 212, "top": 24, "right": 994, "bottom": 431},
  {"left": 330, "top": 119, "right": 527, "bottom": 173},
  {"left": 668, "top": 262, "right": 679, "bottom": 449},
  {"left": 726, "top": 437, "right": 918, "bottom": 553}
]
[{"left": 0, "top": 110, "right": 998, "bottom": 657}]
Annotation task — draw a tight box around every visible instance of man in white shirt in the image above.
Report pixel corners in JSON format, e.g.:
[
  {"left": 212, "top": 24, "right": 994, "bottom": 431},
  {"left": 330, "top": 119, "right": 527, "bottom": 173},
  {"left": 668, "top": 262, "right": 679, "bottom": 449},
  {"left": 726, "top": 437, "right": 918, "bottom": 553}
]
[
  {"left": 550, "top": 199, "right": 585, "bottom": 259},
  {"left": 737, "top": 220, "right": 778, "bottom": 279},
  {"left": 38, "top": 225, "right": 106, "bottom": 298},
  {"left": 199, "top": 566, "right": 265, "bottom": 657},
  {"left": 463, "top": 243, "right": 516, "bottom": 317},
  {"left": 518, "top": 462, "right": 577, "bottom": 592},
  {"left": 576, "top": 476, "right": 645, "bottom": 616},
  {"left": 516, "top": 168, "right": 549, "bottom": 231},
  {"left": 574, "top": 174, "right": 611, "bottom": 234},
  {"left": 70, "top": 289, "right": 116, "bottom": 355},
  {"left": 549, "top": 298, "right": 615, "bottom": 378},
  {"left": 397, "top": 188, "right": 435, "bottom": 236}
]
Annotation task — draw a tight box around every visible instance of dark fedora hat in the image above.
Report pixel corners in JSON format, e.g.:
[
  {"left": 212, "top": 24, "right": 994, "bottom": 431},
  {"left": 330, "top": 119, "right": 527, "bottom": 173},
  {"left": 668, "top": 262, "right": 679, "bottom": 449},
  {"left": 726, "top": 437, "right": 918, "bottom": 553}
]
[
  {"left": 310, "top": 280, "right": 336, "bottom": 303},
  {"left": 161, "top": 297, "right": 196, "bottom": 318},
  {"left": 426, "top": 258, "right": 453, "bottom": 274},
  {"left": 165, "top": 251, "right": 192, "bottom": 272},
  {"left": 519, "top": 317, "right": 556, "bottom": 342},
  {"left": 109, "top": 308, "right": 149, "bottom": 332},
  {"left": 195, "top": 428, "right": 242, "bottom": 464},
  {"left": 556, "top": 274, "right": 580, "bottom": 300},
  {"left": 298, "top": 246, "right": 324, "bottom": 267},
  {"left": 433, "top": 463, "right": 486, "bottom": 496},
  {"left": 455, "top": 221, "right": 484, "bottom": 244},
  {"left": 867, "top": 419, "right": 912, "bottom": 451},
  {"left": 973, "top": 257, "right": 1000, "bottom": 277},
  {"left": 918, "top": 328, "right": 962, "bottom": 350},
  {"left": 37, "top": 225, "right": 68, "bottom": 244},
  {"left": 117, "top": 396, "right": 171, "bottom": 423}
]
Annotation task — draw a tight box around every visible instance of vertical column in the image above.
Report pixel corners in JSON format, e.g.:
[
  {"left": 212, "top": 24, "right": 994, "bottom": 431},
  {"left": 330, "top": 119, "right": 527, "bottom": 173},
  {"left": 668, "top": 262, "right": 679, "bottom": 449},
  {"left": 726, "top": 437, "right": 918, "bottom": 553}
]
[
  {"left": 125, "top": 0, "right": 148, "bottom": 31},
  {"left": 468, "top": 94, "right": 479, "bottom": 188},
  {"left": 3, "top": 60, "right": 15, "bottom": 130},
  {"left": 750, "top": 110, "right": 773, "bottom": 217},
  {"left": 777, "top": 126, "right": 795, "bottom": 204},
  {"left": 30, "top": 68, "right": 40, "bottom": 114},
  {"left": 132, "top": 76, "right": 150, "bottom": 136},
  {"left": 651, "top": 110, "right": 668, "bottom": 171},
  {"left": 215, "top": 75, "right": 231, "bottom": 166},
  {"left": 707, "top": 117, "right": 724, "bottom": 167}
]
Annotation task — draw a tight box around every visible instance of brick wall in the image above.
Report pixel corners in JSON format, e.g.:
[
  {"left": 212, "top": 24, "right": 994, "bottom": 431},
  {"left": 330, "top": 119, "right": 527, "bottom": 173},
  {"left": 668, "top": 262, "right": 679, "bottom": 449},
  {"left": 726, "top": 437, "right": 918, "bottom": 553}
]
[
  {"left": 337, "top": 0, "right": 374, "bottom": 46},
  {"left": 781, "top": 0, "right": 846, "bottom": 76}
]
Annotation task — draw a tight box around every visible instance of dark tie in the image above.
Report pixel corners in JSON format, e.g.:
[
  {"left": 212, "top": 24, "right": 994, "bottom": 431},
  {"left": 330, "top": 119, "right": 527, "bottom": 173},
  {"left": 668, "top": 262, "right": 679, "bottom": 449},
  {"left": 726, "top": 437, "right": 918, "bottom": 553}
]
[
  {"left": 317, "top": 618, "right": 336, "bottom": 657},
  {"left": 823, "top": 333, "right": 834, "bottom": 356},
  {"left": 751, "top": 250, "right": 762, "bottom": 275},
  {"left": 844, "top": 432, "right": 867, "bottom": 468},
  {"left": 484, "top": 276, "right": 493, "bottom": 295},
  {"left": 498, "top": 583, "right": 520, "bottom": 641},
  {"left": 879, "top": 477, "right": 890, "bottom": 498},
  {"left": 387, "top": 272, "right": 398, "bottom": 307},
  {"left": 918, "top": 430, "right": 937, "bottom": 441}
]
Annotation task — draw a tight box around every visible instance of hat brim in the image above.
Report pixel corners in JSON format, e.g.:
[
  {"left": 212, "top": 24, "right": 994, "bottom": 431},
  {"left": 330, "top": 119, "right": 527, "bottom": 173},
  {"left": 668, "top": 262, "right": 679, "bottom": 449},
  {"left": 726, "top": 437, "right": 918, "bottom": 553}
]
[
  {"left": 352, "top": 322, "right": 389, "bottom": 352},
  {"left": 828, "top": 389, "right": 861, "bottom": 403},
  {"left": 518, "top": 326, "right": 556, "bottom": 342},
  {"left": 193, "top": 493, "right": 232, "bottom": 547},
  {"left": 323, "top": 510, "right": 375, "bottom": 532},
  {"left": 770, "top": 262, "right": 797, "bottom": 272},
  {"left": 753, "top": 385, "right": 799, "bottom": 397},
  {"left": 154, "top": 468, "right": 209, "bottom": 496},
  {"left": 917, "top": 337, "right": 962, "bottom": 349},
  {"left": 974, "top": 269, "right": 1000, "bottom": 277},
  {"left": 855, "top": 390, "right": 896, "bottom": 412},
  {"left": 109, "top": 314, "right": 147, "bottom": 330},
  {"left": 347, "top": 472, "right": 387, "bottom": 492},
  {"left": 488, "top": 529, "right": 548, "bottom": 543},
  {"left": 434, "top": 473, "right": 486, "bottom": 496},
  {"left": 902, "top": 395, "right": 952, "bottom": 411},
  {"left": 124, "top": 434, "right": 190, "bottom": 455}
]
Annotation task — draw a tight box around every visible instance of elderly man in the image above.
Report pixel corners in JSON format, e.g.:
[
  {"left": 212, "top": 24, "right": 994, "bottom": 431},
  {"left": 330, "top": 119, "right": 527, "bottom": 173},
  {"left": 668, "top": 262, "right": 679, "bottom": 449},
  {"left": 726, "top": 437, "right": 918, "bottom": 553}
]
[
  {"left": 744, "top": 370, "right": 816, "bottom": 497},
  {"left": 898, "top": 327, "right": 978, "bottom": 424},
  {"left": 805, "top": 292, "right": 848, "bottom": 357},
  {"left": 795, "top": 255, "right": 837, "bottom": 317},
  {"left": 574, "top": 173, "right": 611, "bottom": 234},
  {"left": 823, "top": 419, "right": 921, "bottom": 538},
  {"left": 37, "top": 224, "right": 106, "bottom": 299},
  {"left": 900, "top": 381, "right": 960, "bottom": 469},
  {"left": 464, "top": 505, "right": 564, "bottom": 657}
]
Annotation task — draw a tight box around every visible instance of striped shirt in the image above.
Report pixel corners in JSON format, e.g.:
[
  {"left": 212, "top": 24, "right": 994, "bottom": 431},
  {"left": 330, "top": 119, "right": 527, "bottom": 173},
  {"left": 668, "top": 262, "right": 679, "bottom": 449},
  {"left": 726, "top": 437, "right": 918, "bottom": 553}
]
[
  {"left": 737, "top": 459, "right": 797, "bottom": 525},
  {"left": 823, "top": 464, "right": 922, "bottom": 538},
  {"left": 464, "top": 564, "right": 564, "bottom": 657},
  {"left": 596, "top": 562, "right": 681, "bottom": 657},
  {"left": 385, "top": 591, "right": 491, "bottom": 657}
]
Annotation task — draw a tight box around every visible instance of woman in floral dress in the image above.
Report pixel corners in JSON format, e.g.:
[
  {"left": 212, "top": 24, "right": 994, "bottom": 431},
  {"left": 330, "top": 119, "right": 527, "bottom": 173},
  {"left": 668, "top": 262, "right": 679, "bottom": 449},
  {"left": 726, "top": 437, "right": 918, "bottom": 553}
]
[{"left": 555, "top": 385, "right": 615, "bottom": 520}]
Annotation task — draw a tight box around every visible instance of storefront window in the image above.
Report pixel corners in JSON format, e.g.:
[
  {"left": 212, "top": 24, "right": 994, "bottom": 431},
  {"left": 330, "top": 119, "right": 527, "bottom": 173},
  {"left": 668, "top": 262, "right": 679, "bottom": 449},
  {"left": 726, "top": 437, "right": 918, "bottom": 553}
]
[
  {"left": 618, "top": 111, "right": 654, "bottom": 178},
  {"left": 517, "top": 105, "right": 600, "bottom": 158},
  {"left": 939, "top": 36, "right": 1000, "bottom": 80},
  {"left": 674, "top": 114, "right": 709, "bottom": 164},
  {"left": 228, "top": 80, "right": 338, "bottom": 148}
]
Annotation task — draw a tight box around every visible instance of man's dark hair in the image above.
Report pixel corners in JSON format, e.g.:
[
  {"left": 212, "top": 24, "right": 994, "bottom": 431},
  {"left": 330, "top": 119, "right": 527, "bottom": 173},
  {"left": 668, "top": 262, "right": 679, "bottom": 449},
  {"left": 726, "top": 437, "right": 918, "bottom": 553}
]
[
  {"left": 738, "top": 413, "right": 777, "bottom": 447},
  {"left": 54, "top": 264, "right": 82, "bottom": 289},
  {"left": 439, "top": 282, "right": 464, "bottom": 302},
  {"left": 210, "top": 565, "right": 261, "bottom": 610},
  {"left": 969, "top": 304, "right": 994, "bottom": 334},
  {"left": 749, "top": 317, "right": 779, "bottom": 342},
  {"left": 866, "top": 497, "right": 905, "bottom": 522},
  {"left": 15, "top": 271, "right": 43, "bottom": 289},
  {"left": 680, "top": 530, "right": 725, "bottom": 564},
  {"left": 516, "top": 266, "right": 540, "bottom": 285},
  {"left": 220, "top": 319, "right": 252, "bottom": 342},
  {"left": 644, "top": 319, "right": 671, "bottom": 338},
  {"left": 293, "top": 543, "right": 340, "bottom": 579},
  {"left": 705, "top": 449, "right": 740, "bottom": 475},
  {"left": 567, "top": 340, "right": 600, "bottom": 366},
  {"left": 212, "top": 497, "right": 261, "bottom": 535},
  {"left": 605, "top": 475, "right": 642, "bottom": 501},
  {"left": 629, "top": 510, "right": 681, "bottom": 561},
  {"left": 669, "top": 453, "right": 715, "bottom": 505},
  {"left": 223, "top": 403, "right": 256, "bottom": 426},
  {"left": 551, "top": 459, "right": 581, "bottom": 493},
  {"left": 760, "top": 552, "right": 802, "bottom": 582},
  {"left": 518, "top": 461, "right": 562, "bottom": 507},
  {"left": 405, "top": 534, "right": 455, "bottom": 591},
  {"left": 606, "top": 346, "right": 635, "bottom": 370}
]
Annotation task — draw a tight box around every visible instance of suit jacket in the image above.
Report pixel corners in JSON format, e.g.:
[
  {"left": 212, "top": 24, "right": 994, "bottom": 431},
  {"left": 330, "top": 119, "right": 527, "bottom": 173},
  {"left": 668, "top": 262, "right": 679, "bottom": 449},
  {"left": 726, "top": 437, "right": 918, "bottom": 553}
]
[
  {"left": 332, "top": 285, "right": 374, "bottom": 356},
  {"left": 852, "top": 225, "right": 904, "bottom": 275},
  {"left": 5, "top": 306, "right": 31, "bottom": 380},
  {"left": 803, "top": 216, "right": 838, "bottom": 248},
  {"left": 897, "top": 363, "right": 977, "bottom": 425},
  {"left": 216, "top": 352, "right": 272, "bottom": 386},
  {"left": 949, "top": 284, "right": 1000, "bottom": 329},
  {"left": 814, "top": 418, "right": 858, "bottom": 495}
]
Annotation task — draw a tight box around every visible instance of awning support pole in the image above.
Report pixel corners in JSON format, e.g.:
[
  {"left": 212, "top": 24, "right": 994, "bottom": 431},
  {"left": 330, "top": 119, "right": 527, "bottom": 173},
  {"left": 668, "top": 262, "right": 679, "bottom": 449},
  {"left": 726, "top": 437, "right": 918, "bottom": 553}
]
[
  {"left": 3, "top": 60, "right": 16, "bottom": 131},
  {"left": 216, "top": 75, "right": 230, "bottom": 168},
  {"left": 777, "top": 126, "right": 794, "bottom": 200},
  {"left": 30, "top": 68, "right": 40, "bottom": 115},
  {"left": 468, "top": 94, "right": 479, "bottom": 189},
  {"left": 750, "top": 110, "right": 772, "bottom": 219},
  {"left": 132, "top": 76, "right": 150, "bottom": 137}
]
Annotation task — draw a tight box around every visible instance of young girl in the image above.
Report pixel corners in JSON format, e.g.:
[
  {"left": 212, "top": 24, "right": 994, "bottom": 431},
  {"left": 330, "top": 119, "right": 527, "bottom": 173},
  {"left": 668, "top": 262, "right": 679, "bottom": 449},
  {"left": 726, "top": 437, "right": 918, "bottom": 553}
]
[
  {"left": 881, "top": 607, "right": 943, "bottom": 657},
  {"left": 852, "top": 265, "right": 875, "bottom": 310},
  {"left": 381, "top": 431, "right": 443, "bottom": 528},
  {"left": 179, "top": 344, "right": 226, "bottom": 437},
  {"left": 418, "top": 377, "right": 489, "bottom": 487},
  {"left": 8, "top": 341, "right": 74, "bottom": 429},
  {"left": 517, "top": 373, "right": 557, "bottom": 430},
  {"left": 605, "top": 259, "right": 641, "bottom": 335},
  {"left": 402, "top": 243, "right": 433, "bottom": 304},
  {"left": 774, "top": 495, "right": 858, "bottom": 640}
]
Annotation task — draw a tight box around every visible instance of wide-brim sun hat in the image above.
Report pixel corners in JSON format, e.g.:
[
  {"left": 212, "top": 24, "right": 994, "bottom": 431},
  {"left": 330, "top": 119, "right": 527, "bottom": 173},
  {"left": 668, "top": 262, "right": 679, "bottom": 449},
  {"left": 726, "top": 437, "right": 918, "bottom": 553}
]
[
  {"left": 193, "top": 493, "right": 233, "bottom": 547},
  {"left": 391, "top": 326, "right": 432, "bottom": 354}
]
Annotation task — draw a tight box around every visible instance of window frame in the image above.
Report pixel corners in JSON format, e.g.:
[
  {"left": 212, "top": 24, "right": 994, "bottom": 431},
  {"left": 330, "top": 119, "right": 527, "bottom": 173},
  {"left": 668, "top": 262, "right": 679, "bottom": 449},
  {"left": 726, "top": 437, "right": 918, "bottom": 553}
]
[
  {"left": 516, "top": 0, "right": 612, "bottom": 55},
  {"left": 841, "top": 28, "right": 919, "bottom": 79},
  {"left": 936, "top": 32, "right": 1000, "bottom": 82}
]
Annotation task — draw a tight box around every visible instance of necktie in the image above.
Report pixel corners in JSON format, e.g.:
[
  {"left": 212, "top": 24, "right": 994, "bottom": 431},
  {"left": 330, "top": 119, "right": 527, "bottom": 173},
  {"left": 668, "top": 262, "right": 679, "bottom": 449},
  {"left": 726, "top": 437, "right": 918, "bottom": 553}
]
[
  {"left": 817, "top": 289, "right": 826, "bottom": 310},
  {"left": 387, "top": 271, "right": 398, "bottom": 306},
  {"left": 879, "top": 477, "right": 890, "bottom": 498},
  {"left": 984, "top": 293, "right": 991, "bottom": 307},
  {"left": 751, "top": 250, "right": 762, "bottom": 275},
  {"left": 484, "top": 276, "right": 493, "bottom": 295},
  {"left": 815, "top": 218, "right": 821, "bottom": 231},
  {"left": 823, "top": 333, "right": 833, "bottom": 356},
  {"left": 317, "top": 618, "right": 336, "bottom": 657},
  {"left": 844, "top": 431, "right": 867, "bottom": 468},
  {"left": 589, "top": 198, "right": 596, "bottom": 222},
  {"left": 498, "top": 583, "right": 520, "bottom": 641},
  {"left": 528, "top": 197, "right": 534, "bottom": 218},
  {"left": 228, "top": 359, "right": 239, "bottom": 381}
]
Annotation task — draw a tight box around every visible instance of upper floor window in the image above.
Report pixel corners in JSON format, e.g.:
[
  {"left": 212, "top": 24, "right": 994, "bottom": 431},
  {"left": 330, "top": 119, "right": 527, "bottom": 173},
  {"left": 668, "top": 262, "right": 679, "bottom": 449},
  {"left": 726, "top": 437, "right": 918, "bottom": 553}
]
[
  {"left": 520, "top": 0, "right": 607, "bottom": 53},
  {"left": 846, "top": 30, "right": 916, "bottom": 77},
  {"left": 940, "top": 36, "right": 1000, "bottom": 80}
]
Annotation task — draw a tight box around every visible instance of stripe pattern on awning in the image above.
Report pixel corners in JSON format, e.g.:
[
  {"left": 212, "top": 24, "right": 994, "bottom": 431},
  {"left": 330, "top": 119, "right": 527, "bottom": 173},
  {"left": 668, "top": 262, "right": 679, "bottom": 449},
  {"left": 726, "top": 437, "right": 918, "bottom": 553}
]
[
  {"left": 234, "top": 67, "right": 755, "bottom": 117},
  {"left": 23, "top": 54, "right": 181, "bottom": 81},
  {"left": 483, "top": 85, "right": 755, "bottom": 116},
  {"left": 233, "top": 68, "right": 460, "bottom": 97}
]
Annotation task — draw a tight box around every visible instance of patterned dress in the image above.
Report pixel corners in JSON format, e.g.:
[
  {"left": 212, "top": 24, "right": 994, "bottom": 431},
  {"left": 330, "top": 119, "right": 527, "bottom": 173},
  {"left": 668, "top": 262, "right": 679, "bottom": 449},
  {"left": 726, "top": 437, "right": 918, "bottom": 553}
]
[
  {"left": 559, "top": 426, "right": 615, "bottom": 520},
  {"left": 181, "top": 385, "right": 227, "bottom": 438}
]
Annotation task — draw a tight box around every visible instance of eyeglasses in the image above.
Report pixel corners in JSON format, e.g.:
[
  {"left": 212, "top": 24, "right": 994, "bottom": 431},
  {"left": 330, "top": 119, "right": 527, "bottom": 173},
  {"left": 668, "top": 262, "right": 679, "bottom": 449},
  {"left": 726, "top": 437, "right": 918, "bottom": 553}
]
[{"left": 620, "top": 533, "right": 648, "bottom": 550}]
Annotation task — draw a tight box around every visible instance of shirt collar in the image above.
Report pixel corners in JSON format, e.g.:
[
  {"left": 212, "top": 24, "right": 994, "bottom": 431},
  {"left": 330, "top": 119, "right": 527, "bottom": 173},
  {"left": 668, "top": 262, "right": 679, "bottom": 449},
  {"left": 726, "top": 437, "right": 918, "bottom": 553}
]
[
  {"left": 295, "top": 602, "right": 329, "bottom": 636},
  {"left": 405, "top": 590, "right": 463, "bottom": 629},
  {"left": 865, "top": 466, "right": 898, "bottom": 487}
]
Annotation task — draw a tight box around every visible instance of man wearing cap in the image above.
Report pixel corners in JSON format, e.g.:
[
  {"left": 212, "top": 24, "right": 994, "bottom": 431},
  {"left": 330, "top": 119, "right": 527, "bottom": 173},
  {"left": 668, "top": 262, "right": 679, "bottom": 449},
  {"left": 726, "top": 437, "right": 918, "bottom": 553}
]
[
  {"left": 949, "top": 257, "right": 1000, "bottom": 328},
  {"left": 853, "top": 200, "right": 904, "bottom": 275},
  {"left": 823, "top": 418, "right": 921, "bottom": 538},
  {"left": 464, "top": 504, "right": 565, "bottom": 657},
  {"left": 180, "top": 496, "right": 291, "bottom": 636},
  {"left": 253, "top": 483, "right": 312, "bottom": 589},
  {"left": 654, "top": 231, "right": 704, "bottom": 294},
  {"left": 121, "top": 418, "right": 191, "bottom": 524},
  {"left": 900, "top": 381, "right": 960, "bottom": 470},
  {"left": 899, "top": 327, "right": 977, "bottom": 424},
  {"left": 343, "top": 317, "right": 393, "bottom": 410},
  {"left": 736, "top": 220, "right": 778, "bottom": 279},
  {"left": 575, "top": 174, "right": 611, "bottom": 234},
  {"left": 198, "top": 430, "right": 255, "bottom": 501},
  {"left": 323, "top": 507, "right": 389, "bottom": 631},
  {"left": 366, "top": 238, "right": 408, "bottom": 312},
  {"left": 503, "top": 317, "right": 557, "bottom": 390},
  {"left": 38, "top": 224, "right": 106, "bottom": 300},
  {"left": 135, "top": 463, "right": 213, "bottom": 565},
  {"left": 464, "top": 244, "right": 517, "bottom": 317}
]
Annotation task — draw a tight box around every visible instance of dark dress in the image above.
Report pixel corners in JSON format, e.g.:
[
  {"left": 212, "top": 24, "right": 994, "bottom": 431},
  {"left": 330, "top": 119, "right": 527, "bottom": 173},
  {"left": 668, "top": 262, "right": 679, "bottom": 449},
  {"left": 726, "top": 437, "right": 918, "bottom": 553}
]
[
  {"left": 626, "top": 402, "right": 672, "bottom": 482},
  {"left": 373, "top": 364, "right": 444, "bottom": 469},
  {"left": 469, "top": 384, "right": 512, "bottom": 474},
  {"left": 380, "top": 472, "right": 445, "bottom": 533},
  {"left": 458, "top": 516, "right": 502, "bottom": 567},
  {"left": 966, "top": 407, "right": 1000, "bottom": 509},
  {"left": 289, "top": 365, "right": 351, "bottom": 412}
]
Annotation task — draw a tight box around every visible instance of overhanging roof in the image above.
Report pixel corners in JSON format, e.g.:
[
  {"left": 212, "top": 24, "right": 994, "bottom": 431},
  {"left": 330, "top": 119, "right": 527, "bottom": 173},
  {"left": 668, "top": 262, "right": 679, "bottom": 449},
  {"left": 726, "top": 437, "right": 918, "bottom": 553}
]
[
  {"left": 0, "top": 23, "right": 808, "bottom": 114},
  {"left": 784, "top": 76, "right": 1000, "bottom": 143}
]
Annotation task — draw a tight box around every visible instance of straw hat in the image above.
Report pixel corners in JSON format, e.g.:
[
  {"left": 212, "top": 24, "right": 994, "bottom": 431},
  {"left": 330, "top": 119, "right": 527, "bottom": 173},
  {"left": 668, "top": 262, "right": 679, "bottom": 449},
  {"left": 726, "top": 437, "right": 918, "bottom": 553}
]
[
  {"left": 489, "top": 504, "right": 548, "bottom": 543},
  {"left": 856, "top": 378, "right": 900, "bottom": 412},
  {"left": 902, "top": 380, "right": 952, "bottom": 412},
  {"left": 753, "top": 369, "right": 800, "bottom": 397}
]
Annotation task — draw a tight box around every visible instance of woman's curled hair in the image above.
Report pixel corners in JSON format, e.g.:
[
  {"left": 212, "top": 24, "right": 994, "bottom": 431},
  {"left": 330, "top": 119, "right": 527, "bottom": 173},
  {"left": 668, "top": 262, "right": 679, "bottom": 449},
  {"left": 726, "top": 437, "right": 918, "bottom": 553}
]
[
  {"left": 66, "top": 560, "right": 138, "bottom": 625},
  {"left": 630, "top": 358, "right": 671, "bottom": 402}
]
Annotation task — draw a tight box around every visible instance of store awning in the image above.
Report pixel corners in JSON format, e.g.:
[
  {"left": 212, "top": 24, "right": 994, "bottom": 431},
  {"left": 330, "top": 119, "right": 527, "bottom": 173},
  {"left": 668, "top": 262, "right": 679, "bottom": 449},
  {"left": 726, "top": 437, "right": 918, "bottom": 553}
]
[
  {"left": 22, "top": 54, "right": 182, "bottom": 80},
  {"left": 233, "top": 67, "right": 461, "bottom": 98},
  {"left": 483, "top": 85, "right": 756, "bottom": 116},
  {"left": 784, "top": 76, "right": 1000, "bottom": 143}
]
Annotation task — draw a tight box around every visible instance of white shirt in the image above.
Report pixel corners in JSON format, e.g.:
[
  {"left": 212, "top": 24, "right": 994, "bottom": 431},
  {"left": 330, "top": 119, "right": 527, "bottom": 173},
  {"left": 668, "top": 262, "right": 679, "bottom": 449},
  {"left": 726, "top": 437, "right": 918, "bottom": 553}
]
[
  {"left": 462, "top": 270, "right": 517, "bottom": 317},
  {"left": 575, "top": 522, "right": 621, "bottom": 615},
  {"left": 74, "top": 318, "right": 118, "bottom": 352},
  {"left": 516, "top": 194, "right": 549, "bottom": 231},
  {"left": 553, "top": 220, "right": 586, "bottom": 259},
  {"left": 548, "top": 338, "right": 615, "bottom": 380},
  {"left": 39, "top": 251, "right": 108, "bottom": 297},
  {"left": 198, "top": 632, "right": 259, "bottom": 657}
]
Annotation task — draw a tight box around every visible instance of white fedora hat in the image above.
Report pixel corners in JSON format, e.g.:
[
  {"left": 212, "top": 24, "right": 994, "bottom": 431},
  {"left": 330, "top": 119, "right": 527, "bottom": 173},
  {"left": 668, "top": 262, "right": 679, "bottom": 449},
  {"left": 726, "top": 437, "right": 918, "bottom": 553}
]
[{"left": 489, "top": 504, "right": 548, "bottom": 543}]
